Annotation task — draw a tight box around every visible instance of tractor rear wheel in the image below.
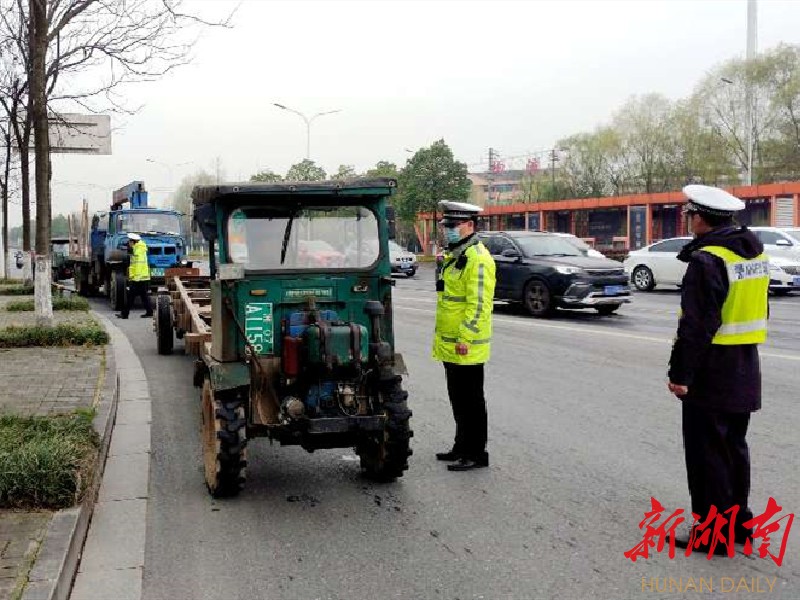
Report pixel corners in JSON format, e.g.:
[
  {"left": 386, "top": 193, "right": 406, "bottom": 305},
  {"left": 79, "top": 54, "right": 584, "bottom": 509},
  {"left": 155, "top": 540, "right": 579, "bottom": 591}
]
[
  {"left": 202, "top": 379, "right": 247, "bottom": 498},
  {"left": 358, "top": 375, "right": 412, "bottom": 482},
  {"left": 155, "top": 295, "right": 173, "bottom": 355},
  {"left": 110, "top": 271, "right": 126, "bottom": 311}
]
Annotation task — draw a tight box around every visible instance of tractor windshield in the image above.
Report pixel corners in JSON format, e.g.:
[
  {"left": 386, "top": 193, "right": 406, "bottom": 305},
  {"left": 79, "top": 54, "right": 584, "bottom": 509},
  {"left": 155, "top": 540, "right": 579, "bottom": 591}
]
[
  {"left": 227, "top": 205, "right": 380, "bottom": 271},
  {"left": 116, "top": 212, "right": 182, "bottom": 235}
]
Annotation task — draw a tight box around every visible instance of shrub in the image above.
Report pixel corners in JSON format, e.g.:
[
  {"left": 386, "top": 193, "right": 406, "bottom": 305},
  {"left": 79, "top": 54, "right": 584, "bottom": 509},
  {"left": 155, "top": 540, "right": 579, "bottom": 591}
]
[
  {"left": 0, "top": 410, "right": 99, "bottom": 508},
  {"left": 0, "top": 285, "right": 34, "bottom": 296},
  {"left": 5, "top": 297, "right": 90, "bottom": 312},
  {"left": 0, "top": 323, "right": 108, "bottom": 348}
]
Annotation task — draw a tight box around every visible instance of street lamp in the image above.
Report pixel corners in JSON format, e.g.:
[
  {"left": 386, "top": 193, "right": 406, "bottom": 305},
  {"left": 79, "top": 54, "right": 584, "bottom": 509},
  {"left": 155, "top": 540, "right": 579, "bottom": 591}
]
[{"left": 273, "top": 103, "right": 342, "bottom": 160}]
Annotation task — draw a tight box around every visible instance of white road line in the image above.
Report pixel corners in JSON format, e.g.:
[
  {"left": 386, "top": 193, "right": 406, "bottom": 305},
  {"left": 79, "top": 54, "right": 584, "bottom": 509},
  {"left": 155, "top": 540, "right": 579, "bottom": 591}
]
[{"left": 394, "top": 303, "right": 800, "bottom": 362}]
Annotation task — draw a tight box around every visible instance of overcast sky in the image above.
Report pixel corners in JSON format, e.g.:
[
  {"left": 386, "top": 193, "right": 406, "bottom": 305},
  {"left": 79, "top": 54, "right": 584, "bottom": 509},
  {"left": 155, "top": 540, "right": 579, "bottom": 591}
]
[{"left": 19, "top": 0, "right": 800, "bottom": 227}]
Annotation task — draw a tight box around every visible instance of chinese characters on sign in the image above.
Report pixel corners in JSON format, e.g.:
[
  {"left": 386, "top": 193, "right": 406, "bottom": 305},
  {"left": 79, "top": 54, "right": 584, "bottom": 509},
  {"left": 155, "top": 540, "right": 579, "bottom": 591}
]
[{"left": 624, "top": 497, "right": 794, "bottom": 564}]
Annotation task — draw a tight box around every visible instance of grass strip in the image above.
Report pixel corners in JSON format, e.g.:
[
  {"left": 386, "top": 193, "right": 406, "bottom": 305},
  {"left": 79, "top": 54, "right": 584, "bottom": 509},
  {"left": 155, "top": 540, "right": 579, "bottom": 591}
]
[
  {"left": 0, "top": 323, "right": 108, "bottom": 348},
  {"left": 0, "top": 285, "right": 34, "bottom": 296},
  {"left": 0, "top": 410, "right": 99, "bottom": 508},
  {"left": 5, "top": 297, "right": 90, "bottom": 312}
]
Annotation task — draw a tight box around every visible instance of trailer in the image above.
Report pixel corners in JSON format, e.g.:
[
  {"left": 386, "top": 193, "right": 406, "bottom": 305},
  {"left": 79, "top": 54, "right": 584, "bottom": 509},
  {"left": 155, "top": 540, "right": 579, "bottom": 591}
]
[{"left": 153, "top": 178, "right": 413, "bottom": 498}]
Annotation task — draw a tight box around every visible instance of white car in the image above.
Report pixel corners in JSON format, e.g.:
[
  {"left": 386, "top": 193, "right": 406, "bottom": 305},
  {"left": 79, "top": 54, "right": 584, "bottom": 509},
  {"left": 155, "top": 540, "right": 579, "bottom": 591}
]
[
  {"left": 749, "top": 226, "right": 800, "bottom": 261},
  {"left": 550, "top": 233, "right": 607, "bottom": 258},
  {"left": 623, "top": 236, "right": 800, "bottom": 295},
  {"left": 623, "top": 237, "right": 693, "bottom": 291}
]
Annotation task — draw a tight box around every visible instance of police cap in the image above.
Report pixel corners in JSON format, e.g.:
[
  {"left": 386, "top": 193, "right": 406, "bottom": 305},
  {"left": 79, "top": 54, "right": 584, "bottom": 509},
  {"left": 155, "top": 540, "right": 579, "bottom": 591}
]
[
  {"left": 438, "top": 200, "right": 482, "bottom": 226},
  {"left": 682, "top": 185, "right": 745, "bottom": 216},
  {"left": 127, "top": 233, "right": 141, "bottom": 241}
]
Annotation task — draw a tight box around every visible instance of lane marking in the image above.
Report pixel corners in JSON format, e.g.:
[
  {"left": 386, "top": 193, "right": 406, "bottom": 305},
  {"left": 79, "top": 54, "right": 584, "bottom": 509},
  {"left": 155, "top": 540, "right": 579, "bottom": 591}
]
[{"left": 394, "top": 304, "right": 800, "bottom": 362}]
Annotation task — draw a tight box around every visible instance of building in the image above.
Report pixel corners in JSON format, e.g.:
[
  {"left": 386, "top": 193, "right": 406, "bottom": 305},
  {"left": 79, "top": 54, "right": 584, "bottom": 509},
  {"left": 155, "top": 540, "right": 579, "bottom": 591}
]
[{"left": 416, "top": 182, "right": 800, "bottom": 256}]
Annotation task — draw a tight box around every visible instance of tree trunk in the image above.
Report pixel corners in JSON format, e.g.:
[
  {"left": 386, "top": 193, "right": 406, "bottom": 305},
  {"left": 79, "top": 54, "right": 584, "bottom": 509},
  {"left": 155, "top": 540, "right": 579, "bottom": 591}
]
[
  {"left": 1, "top": 129, "right": 9, "bottom": 280},
  {"left": 30, "top": 0, "right": 53, "bottom": 326},
  {"left": 20, "top": 132, "right": 32, "bottom": 283}
]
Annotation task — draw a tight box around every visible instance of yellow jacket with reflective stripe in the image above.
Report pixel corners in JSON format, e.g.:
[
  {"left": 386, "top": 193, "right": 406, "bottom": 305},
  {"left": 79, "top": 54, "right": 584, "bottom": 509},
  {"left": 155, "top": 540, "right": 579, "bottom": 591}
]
[
  {"left": 128, "top": 240, "right": 150, "bottom": 282},
  {"left": 432, "top": 239, "right": 496, "bottom": 364},
  {"left": 700, "top": 245, "right": 769, "bottom": 345}
]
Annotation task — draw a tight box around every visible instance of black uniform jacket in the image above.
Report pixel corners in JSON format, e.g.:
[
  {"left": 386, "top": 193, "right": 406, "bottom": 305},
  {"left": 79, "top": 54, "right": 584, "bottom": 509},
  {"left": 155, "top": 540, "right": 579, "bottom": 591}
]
[{"left": 667, "top": 226, "right": 765, "bottom": 413}]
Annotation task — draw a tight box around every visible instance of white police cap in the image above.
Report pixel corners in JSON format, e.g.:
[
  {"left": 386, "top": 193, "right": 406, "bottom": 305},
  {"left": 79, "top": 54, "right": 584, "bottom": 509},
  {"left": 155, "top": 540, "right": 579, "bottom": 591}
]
[
  {"left": 127, "top": 233, "right": 141, "bottom": 241},
  {"left": 438, "top": 200, "right": 482, "bottom": 225},
  {"left": 682, "top": 185, "right": 745, "bottom": 215}
]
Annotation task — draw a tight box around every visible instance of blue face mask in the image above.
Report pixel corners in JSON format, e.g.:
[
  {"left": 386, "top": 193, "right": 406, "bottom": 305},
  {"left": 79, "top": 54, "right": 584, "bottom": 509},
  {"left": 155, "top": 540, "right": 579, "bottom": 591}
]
[{"left": 444, "top": 227, "right": 462, "bottom": 245}]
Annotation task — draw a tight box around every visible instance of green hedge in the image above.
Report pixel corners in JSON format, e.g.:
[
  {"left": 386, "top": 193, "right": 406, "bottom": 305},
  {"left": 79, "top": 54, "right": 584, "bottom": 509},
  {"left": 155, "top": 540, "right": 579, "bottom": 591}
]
[
  {"left": 6, "top": 297, "right": 90, "bottom": 312},
  {"left": 0, "top": 285, "right": 34, "bottom": 296},
  {"left": 0, "top": 410, "right": 99, "bottom": 508},
  {"left": 0, "top": 323, "right": 108, "bottom": 348}
]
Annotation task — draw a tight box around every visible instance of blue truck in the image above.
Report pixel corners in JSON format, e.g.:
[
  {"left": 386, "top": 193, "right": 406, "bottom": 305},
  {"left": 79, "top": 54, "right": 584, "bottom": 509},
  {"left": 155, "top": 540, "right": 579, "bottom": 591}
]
[{"left": 70, "top": 181, "right": 189, "bottom": 309}]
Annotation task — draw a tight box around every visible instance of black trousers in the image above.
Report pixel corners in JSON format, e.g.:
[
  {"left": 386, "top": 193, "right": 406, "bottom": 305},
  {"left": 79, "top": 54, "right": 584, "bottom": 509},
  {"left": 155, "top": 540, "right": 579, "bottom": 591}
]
[
  {"left": 443, "top": 362, "right": 488, "bottom": 461},
  {"left": 121, "top": 280, "right": 152, "bottom": 317},
  {"left": 682, "top": 402, "right": 753, "bottom": 530}
]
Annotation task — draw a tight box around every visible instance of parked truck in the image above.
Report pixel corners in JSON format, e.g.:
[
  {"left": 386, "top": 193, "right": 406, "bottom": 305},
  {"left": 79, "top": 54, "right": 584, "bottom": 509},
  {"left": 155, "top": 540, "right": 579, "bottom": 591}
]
[{"left": 69, "top": 181, "right": 189, "bottom": 309}]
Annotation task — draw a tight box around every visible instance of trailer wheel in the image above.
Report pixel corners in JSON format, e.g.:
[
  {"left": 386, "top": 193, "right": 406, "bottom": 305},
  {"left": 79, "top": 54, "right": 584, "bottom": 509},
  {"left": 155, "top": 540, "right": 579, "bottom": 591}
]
[
  {"left": 155, "top": 295, "right": 173, "bottom": 355},
  {"left": 110, "top": 271, "right": 126, "bottom": 311},
  {"left": 74, "top": 267, "right": 90, "bottom": 297},
  {"left": 357, "top": 375, "right": 413, "bottom": 482},
  {"left": 202, "top": 379, "right": 247, "bottom": 498}
]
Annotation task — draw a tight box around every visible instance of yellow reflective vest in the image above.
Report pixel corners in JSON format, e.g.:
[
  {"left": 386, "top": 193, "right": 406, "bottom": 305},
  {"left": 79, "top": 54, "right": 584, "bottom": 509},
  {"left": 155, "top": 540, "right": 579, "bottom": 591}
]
[
  {"left": 128, "top": 239, "right": 151, "bottom": 282},
  {"left": 432, "top": 239, "right": 496, "bottom": 365},
  {"left": 700, "top": 245, "right": 769, "bottom": 345}
]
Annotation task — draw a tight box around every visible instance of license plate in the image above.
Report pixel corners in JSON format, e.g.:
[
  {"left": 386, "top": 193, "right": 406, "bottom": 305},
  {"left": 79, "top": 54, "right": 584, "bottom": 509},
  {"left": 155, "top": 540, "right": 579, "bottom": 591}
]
[
  {"left": 604, "top": 285, "right": 624, "bottom": 295},
  {"left": 793, "top": 276, "right": 800, "bottom": 286},
  {"left": 151, "top": 268, "right": 164, "bottom": 276},
  {"left": 245, "top": 302, "right": 274, "bottom": 354}
]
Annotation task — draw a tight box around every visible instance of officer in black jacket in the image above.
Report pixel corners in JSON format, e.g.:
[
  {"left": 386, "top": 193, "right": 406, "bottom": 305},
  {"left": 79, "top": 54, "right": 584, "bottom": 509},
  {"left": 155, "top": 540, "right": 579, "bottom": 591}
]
[{"left": 668, "top": 185, "right": 770, "bottom": 555}]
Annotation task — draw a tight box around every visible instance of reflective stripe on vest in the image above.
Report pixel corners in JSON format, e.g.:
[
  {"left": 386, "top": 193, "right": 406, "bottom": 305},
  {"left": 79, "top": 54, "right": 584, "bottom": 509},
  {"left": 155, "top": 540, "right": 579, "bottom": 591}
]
[{"left": 700, "top": 245, "right": 769, "bottom": 345}]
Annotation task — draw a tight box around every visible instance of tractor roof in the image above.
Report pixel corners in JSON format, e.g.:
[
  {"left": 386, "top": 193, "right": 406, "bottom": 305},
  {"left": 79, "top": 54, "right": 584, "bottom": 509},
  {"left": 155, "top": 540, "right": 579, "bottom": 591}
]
[{"left": 190, "top": 178, "right": 397, "bottom": 207}]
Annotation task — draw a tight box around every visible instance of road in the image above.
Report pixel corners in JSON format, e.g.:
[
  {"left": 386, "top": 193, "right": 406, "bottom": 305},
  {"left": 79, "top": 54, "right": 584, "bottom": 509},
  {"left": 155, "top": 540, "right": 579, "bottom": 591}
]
[{"left": 94, "top": 265, "right": 800, "bottom": 600}]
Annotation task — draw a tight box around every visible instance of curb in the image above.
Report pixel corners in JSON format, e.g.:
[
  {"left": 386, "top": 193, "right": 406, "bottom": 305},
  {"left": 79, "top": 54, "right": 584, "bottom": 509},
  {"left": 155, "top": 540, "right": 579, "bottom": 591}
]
[{"left": 21, "top": 310, "right": 119, "bottom": 600}]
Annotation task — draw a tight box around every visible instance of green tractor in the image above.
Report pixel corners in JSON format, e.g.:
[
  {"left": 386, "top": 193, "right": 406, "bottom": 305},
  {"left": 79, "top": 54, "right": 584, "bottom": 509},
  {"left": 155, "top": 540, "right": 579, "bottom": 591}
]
[{"left": 156, "top": 178, "right": 413, "bottom": 497}]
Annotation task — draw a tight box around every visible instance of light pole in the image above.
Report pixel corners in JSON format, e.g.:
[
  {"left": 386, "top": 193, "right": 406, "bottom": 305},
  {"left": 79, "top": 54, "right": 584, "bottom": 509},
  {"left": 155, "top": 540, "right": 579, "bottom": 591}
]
[{"left": 273, "top": 103, "right": 342, "bottom": 160}]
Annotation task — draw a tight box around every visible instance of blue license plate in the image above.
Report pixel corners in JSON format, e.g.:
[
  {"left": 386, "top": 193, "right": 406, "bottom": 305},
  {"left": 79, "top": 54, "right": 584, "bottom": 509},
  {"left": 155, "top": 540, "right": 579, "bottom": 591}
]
[
  {"left": 604, "top": 285, "right": 624, "bottom": 295},
  {"left": 151, "top": 268, "right": 165, "bottom": 276},
  {"left": 793, "top": 276, "right": 800, "bottom": 286}
]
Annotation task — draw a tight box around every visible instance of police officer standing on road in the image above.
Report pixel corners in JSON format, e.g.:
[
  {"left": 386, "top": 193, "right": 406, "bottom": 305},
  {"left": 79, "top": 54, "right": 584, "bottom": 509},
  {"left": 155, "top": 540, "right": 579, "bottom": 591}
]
[
  {"left": 116, "top": 233, "right": 153, "bottom": 320},
  {"left": 432, "top": 201, "right": 496, "bottom": 472},
  {"left": 668, "top": 185, "right": 769, "bottom": 554}
]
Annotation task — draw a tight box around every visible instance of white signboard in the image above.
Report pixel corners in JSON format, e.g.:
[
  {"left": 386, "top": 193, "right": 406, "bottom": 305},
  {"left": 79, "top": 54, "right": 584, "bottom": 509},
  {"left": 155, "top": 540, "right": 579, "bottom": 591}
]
[{"left": 49, "top": 113, "right": 111, "bottom": 155}]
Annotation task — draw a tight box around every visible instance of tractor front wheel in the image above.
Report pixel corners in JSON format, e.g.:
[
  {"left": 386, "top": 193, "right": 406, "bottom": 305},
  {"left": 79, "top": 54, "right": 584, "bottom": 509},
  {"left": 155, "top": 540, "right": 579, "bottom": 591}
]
[
  {"left": 357, "top": 375, "right": 412, "bottom": 482},
  {"left": 202, "top": 379, "right": 247, "bottom": 498}
]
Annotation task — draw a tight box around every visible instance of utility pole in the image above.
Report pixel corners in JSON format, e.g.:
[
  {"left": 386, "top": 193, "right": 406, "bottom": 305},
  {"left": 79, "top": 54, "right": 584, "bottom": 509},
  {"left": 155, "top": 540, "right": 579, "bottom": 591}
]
[
  {"left": 487, "top": 147, "right": 496, "bottom": 206},
  {"left": 30, "top": 0, "right": 53, "bottom": 325},
  {"left": 745, "top": 0, "right": 757, "bottom": 186},
  {"left": 550, "top": 148, "right": 559, "bottom": 199}
]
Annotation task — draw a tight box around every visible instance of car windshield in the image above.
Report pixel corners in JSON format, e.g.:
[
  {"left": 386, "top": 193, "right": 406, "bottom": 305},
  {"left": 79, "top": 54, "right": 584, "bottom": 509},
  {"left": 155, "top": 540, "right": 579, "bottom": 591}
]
[
  {"left": 227, "top": 205, "right": 379, "bottom": 271},
  {"left": 51, "top": 243, "right": 69, "bottom": 254},
  {"left": 117, "top": 212, "right": 181, "bottom": 235},
  {"left": 388, "top": 241, "right": 404, "bottom": 252},
  {"left": 780, "top": 228, "right": 800, "bottom": 240},
  {"left": 513, "top": 235, "right": 584, "bottom": 257}
]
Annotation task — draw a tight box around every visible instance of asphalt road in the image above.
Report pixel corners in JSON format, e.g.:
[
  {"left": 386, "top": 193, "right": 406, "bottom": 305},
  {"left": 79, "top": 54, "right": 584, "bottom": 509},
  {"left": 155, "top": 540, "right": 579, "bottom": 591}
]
[{"left": 95, "top": 264, "right": 800, "bottom": 600}]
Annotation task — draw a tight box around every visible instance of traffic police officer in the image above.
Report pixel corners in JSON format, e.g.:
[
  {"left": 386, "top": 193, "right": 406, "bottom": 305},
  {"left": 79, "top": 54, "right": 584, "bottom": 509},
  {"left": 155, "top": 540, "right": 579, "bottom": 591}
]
[
  {"left": 668, "top": 185, "right": 769, "bottom": 553},
  {"left": 117, "top": 233, "right": 152, "bottom": 319},
  {"left": 432, "top": 201, "right": 496, "bottom": 472}
]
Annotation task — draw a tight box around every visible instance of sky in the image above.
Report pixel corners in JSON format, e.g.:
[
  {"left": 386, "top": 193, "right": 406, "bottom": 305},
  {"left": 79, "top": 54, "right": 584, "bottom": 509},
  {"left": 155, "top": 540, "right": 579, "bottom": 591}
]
[{"left": 14, "top": 0, "right": 800, "bottom": 226}]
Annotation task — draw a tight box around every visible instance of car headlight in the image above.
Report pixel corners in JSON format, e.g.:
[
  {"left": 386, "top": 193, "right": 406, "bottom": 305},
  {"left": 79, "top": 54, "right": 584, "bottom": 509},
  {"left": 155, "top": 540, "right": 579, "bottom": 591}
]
[{"left": 555, "top": 266, "right": 584, "bottom": 275}]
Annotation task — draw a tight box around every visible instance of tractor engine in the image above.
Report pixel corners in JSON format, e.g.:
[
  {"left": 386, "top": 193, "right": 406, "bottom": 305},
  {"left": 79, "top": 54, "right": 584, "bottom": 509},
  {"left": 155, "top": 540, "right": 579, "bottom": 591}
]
[{"left": 279, "top": 310, "right": 372, "bottom": 421}]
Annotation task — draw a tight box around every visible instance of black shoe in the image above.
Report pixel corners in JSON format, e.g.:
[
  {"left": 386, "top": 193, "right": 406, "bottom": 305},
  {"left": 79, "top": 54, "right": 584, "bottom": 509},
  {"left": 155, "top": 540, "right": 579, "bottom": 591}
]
[
  {"left": 447, "top": 458, "right": 489, "bottom": 472},
  {"left": 141, "top": 313, "right": 153, "bottom": 318},
  {"left": 674, "top": 529, "right": 733, "bottom": 557},
  {"left": 436, "top": 451, "right": 461, "bottom": 462},
  {"left": 115, "top": 314, "right": 128, "bottom": 319}
]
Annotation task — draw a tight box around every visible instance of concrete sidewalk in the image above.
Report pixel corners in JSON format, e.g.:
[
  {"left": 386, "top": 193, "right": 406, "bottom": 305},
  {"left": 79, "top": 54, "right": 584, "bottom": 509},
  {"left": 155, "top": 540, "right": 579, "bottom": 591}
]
[{"left": 0, "top": 294, "right": 110, "bottom": 600}]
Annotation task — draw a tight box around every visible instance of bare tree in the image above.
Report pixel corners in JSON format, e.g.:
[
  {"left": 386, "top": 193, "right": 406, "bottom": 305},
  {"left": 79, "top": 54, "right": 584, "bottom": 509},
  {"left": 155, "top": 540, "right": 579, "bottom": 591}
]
[{"left": 1, "top": 0, "right": 234, "bottom": 323}]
